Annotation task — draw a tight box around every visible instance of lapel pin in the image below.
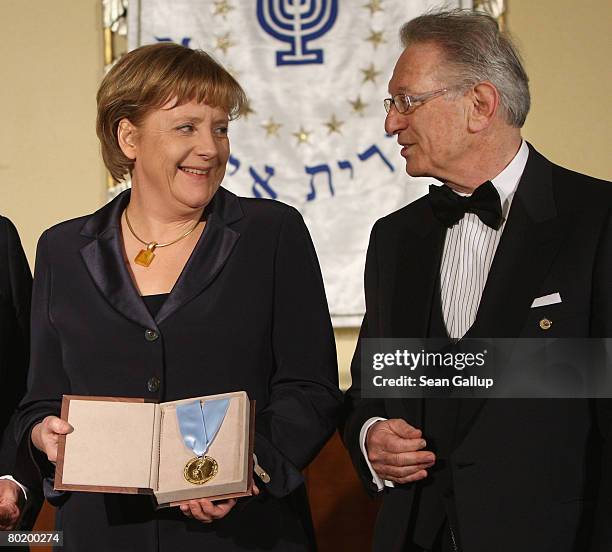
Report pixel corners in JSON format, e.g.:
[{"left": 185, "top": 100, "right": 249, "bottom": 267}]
[{"left": 539, "top": 318, "right": 552, "bottom": 330}]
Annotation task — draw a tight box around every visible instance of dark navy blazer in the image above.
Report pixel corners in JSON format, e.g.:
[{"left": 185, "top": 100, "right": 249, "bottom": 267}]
[{"left": 17, "top": 188, "right": 341, "bottom": 551}]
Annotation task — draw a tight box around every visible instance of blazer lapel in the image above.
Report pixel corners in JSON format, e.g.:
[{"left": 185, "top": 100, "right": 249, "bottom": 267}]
[
  {"left": 391, "top": 198, "right": 447, "bottom": 338},
  {"left": 455, "top": 144, "right": 569, "bottom": 443},
  {"left": 471, "top": 144, "right": 567, "bottom": 338},
  {"left": 156, "top": 188, "right": 243, "bottom": 325},
  {"left": 79, "top": 190, "right": 156, "bottom": 330},
  {"left": 391, "top": 198, "right": 447, "bottom": 427},
  {"left": 79, "top": 187, "right": 243, "bottom": 330}
]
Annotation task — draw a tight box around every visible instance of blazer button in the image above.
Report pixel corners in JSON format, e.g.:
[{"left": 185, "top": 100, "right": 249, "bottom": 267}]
[
  {"left": 144, "top": 329, "right": 159, "bottom": 342},
  {"left": 147, "top": 376, "right": 161, "bottom": 393},
  {"left": 539, "top": 318, "right": 552, "bottom": 330}
]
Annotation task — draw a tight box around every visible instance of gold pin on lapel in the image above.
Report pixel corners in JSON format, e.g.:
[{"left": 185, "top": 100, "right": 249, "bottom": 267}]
[{"left": 539, "top": 318, "right": 552, "bottom": 330}]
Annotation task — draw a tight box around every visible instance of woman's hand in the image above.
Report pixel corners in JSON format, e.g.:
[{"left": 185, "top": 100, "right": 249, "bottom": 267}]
[
  {"left": 31, "top": 415, "right": 74, "bottom": 463},
  {"left": 179, "top": 497, "right": 236, "bottom": 523},
  {"left": 178, "top": 483, "right": 259, "bottom": 523}
]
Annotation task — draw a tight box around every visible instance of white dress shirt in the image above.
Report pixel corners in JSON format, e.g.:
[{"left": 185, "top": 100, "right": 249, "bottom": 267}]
[{"left": 361, "top": 140, "right": 530, "bottom": 491}]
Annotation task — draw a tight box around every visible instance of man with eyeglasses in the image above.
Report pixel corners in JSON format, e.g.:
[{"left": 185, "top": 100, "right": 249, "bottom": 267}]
[{"left": 342, "top": 9, "right": 612, "bottom": 552}]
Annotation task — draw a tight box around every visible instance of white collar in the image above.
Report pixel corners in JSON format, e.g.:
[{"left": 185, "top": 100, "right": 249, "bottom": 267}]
[
  {"left": 449, "top": 140, "right": 529, "bottom": 219},
  {"left": 490, "top": 139, "right": 529, "bottom": 218}
]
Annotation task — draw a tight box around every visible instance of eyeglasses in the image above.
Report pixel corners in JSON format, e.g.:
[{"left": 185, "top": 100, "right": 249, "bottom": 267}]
[{"left": 383, "top": 87, "right": 451, "bottom": 114}]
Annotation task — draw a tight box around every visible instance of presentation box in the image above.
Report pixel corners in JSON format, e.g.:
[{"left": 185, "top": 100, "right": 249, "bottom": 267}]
[{"left": 55, "top": 391, "right": 254, "bottom": 508}]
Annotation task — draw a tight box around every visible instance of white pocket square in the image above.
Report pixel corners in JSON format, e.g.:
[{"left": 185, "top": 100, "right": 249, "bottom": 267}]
[{"left": 531, "top": 292, "right": 562, "bottom": 308}]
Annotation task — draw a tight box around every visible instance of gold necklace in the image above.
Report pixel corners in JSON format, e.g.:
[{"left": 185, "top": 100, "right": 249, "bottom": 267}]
[{"left": 124, "top": 209, "right": 201, "bottom": 267}]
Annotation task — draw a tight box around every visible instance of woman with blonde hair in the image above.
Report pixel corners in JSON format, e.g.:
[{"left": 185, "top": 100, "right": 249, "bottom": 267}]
[{"left": 17, "top": 43, "right": 340, "bottom": 551}]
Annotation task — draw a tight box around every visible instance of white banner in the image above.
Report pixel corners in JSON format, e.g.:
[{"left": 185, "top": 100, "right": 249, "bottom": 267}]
[{"left": 127, "top": 0, "right": 469, "bottom": 326}]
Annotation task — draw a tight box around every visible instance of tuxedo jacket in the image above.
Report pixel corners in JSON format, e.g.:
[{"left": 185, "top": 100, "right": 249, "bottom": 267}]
[
  {"left": 342, "top": 144, "right": 612, "bottom": 552},
  {"left": 16, "top": 188, "right": 341, "bottom": 551}
]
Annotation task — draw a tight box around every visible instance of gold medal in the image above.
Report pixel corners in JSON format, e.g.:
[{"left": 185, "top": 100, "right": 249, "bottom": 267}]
[{"left": 184, "top": 455, "right": 218, "bottom": 485}]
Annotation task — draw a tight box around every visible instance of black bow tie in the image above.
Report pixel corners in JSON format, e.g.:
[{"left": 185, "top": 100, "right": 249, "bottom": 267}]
[{"left": 428, "top": 181, "right": 503, "bottom": 230}]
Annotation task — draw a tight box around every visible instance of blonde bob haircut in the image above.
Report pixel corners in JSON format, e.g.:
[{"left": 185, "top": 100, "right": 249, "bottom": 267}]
[{"left": 97, "top": 42, "right": 248, "bottom": 182}]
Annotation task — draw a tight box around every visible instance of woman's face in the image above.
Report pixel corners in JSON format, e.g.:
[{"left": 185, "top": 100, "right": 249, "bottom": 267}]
[{"left": 126, "top": 99, "right": 230, "bottom": 212}]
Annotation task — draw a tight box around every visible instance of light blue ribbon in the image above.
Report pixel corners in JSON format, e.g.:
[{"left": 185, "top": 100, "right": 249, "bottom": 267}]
[{"left": 176, "top": 398, "right": 230, "bottom": 457}]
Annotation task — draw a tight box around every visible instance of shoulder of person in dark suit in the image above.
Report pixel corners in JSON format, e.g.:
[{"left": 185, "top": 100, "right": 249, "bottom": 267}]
[
  {"left": 0, "top": 214, "right": 32, "bottom": 453},
  {"left": 0, "top": 216, "right": 42, "bottom": 530},
  {"left": 547, "top": 154, "right": 612, "bottom": 206},
  {"left": 0, "top": 215, "right": 32, "bottom": 424}
]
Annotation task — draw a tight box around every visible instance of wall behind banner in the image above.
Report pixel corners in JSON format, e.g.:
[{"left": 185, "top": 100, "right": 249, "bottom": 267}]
[{"left": 1, "top": 0, "right": 611, "bottom": 389}]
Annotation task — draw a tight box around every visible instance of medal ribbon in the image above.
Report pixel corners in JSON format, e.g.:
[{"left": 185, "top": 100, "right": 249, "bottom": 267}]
[{"left": 176, "top": 398, "right": 229, "bottom": 457}]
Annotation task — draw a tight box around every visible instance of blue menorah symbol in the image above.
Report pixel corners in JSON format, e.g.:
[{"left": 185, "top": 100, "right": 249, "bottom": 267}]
[{"left": 257, "top": 0, "right": 339, "bottom": 66}]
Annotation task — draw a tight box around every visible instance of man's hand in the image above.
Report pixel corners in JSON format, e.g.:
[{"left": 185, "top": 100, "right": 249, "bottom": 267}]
[
  {"left": 0, "top": 479, "right": 23, "bottom": 530},
  {"left": 31, "top": 415, "right": 74, "bottom": 463},
  {"left": 366, "top": 419, "right": 435, "bottom": 484},
  {"left": 178, "top": 482, "right": 259, "bottom": 523}
]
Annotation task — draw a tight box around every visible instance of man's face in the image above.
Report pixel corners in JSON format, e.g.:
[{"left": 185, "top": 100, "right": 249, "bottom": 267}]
[{"left": 385, "top": 42, "right": 471, "bottom": 182}]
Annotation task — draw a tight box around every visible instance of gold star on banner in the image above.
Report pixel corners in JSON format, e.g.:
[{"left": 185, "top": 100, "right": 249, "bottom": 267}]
[
  {"left": 324, "top": 114, "right": 344, "bottom": 135},
  {"left": 262, "top": 118, "right": 281, "bottom": 137},
  {"left": 292, "top": 126, "right": 312, "bottom": 145},
  {"left": 215, "top": 33, "right": 234, "bottom": 55},
  {"left": 365, "top": 29, "right": 385, "bottom": 49},
  {"left": 213, "top": 0, "right": 234, "bottom": 18},
  {"left": 363, "top": 0, "right": 383, "bottom": 16},
  {"left": 349, "top": 96, "right": 367, "bottom": 115},
  {"left": 361, "top": 63, "right": 381, "bottom": 84}
]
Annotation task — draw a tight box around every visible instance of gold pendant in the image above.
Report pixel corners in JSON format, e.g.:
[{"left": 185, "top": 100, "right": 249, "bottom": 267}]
[
  {"left": 184, "top": 455, "right": 218, "bottom": 485},
  {"left": 134, "top": 242, "right": 157, "bottom": 267}
]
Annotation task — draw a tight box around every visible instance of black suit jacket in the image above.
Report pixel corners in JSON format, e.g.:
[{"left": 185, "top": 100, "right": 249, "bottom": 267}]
[
  {"left": 0, "top": 216, "right": 43, "bottom": 531},
  {"left": 343, "top": 144, "right": 612, "bottom": 552},
  {"left": 0, "top": 216, "right": 31, "bottom": 439},
  {"left": 16, "top": 188, "right": 341, "bottom": 551}
]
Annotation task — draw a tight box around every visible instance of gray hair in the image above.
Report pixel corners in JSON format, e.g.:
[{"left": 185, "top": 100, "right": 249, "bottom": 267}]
[{"left": 400, "top": 9, "right": 530, "bottom": 127}]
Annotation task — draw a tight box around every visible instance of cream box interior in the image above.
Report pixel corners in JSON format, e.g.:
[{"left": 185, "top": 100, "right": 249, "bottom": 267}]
[{"left": 55, "top": 391, "right": 252, "bottom": 507}]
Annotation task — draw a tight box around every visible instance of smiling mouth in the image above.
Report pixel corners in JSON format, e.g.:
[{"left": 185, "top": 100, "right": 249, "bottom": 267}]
[{"left": 179, "top": 166, "right": 210, "bottom": 175}]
